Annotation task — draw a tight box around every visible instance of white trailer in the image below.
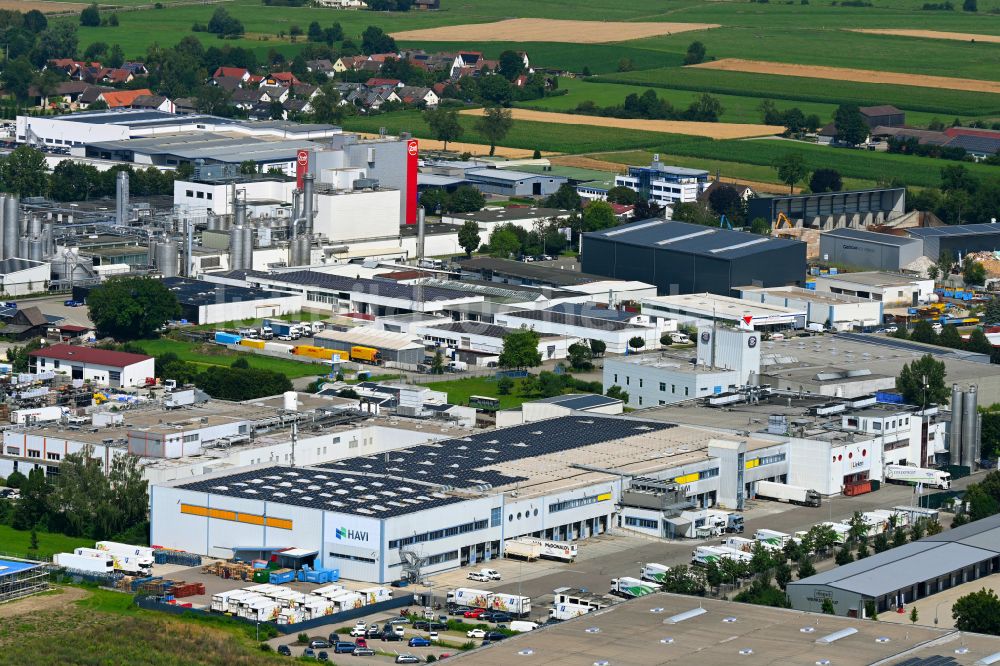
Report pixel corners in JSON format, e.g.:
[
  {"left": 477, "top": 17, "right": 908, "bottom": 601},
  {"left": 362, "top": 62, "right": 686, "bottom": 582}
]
[
  {"left": 55, "top": 551, "right": 115, "bottom": 574},
  {"left": 754, "top": 480, "right": 822, "bottom": 507},
  {"left": 870, "top": 509, "right": 910, "bottom": 529},
  {"left": 884, "top": 465, "right": 951, "bottom": 489},
  {"left": 610, "top": 577, "right": 659, "bottom": 598},
  {"left": 95, "top": 541, "right": 154, "bottom": 570},
  {"left": 359, "top": 586, "right": 393, "bottom": 604},
  {"left": 640, "top": 563, "right": 670, "bottom": 584},
  {"left": 691, "top": 545, "right": 750, "bottom": 566},
  {"left": 511, "top": 537, "right": 577, "bottom": 562},
  {"left": 721, "top": 536, "right": 758, "bottom": 553},
  {"left": 448, "top": 587, "right": 492, "bottom": 609},
  {"left": 504, "top": 540, "right": 542, "bottom": 561},
  {"left": 549, "top": 602, "right": 598, "bottom": 621},
  {"left": 74, "top": 547, "right": 150, "bottom": 576},
  {"left": 892, "top": 506, "right": 940, "bottom": 524},
  {"left": 753, "top": 529, "right": 791, "bottom": 549},
  {"left": 10, "top": 406, "right": 65, "bottom": 424},
  {"left": 818, "top": 522, "right": 852, "bottom": 544},
  {"left": 489, "top": 592, "right": 531, "bottom": 616}
]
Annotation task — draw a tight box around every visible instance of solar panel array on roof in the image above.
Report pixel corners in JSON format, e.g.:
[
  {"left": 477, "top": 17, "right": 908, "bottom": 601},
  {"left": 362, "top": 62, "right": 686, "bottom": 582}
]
[
  {"left": 505, "top": 308, "right": 637, "bottom": 332},
  {"left": 906, "top": 223, "right": 1000, "bottom": 238},
  {"left": 893, "top": 657, "right": 960, "bottom": 666}
]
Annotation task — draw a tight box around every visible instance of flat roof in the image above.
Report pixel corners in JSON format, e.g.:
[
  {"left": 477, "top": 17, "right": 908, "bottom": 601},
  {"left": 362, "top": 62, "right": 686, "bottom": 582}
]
[
  {"left": 545, "top": 302, "right": 636, "bottom": 322},
  {"left": 447, "top": 207, "right": 572, "bottom": 223},
  {"left": 315, "top": 328, "right": 423, "bottom": 351},
  {"left": 0, "top": 259, "right": 47, "bottom": 274},
  {"left": 55, "top": 109, "right": 234, "bottom": 127},
  {"left": 738, "top": 285, "right": 874, "bottom": 306},
  {"left": 821, "top": 228, "right": 921, "bottom": 247},
  {"left": 755, "top": 186, "right": 905, "bottom": 203},
  {"left": 504, "top": 308, "right": 649, "bottom": 332},
  {"left": 459, "top": 257, "right": 609, "bottom": 287},
  {"left": 465, "top": 168, "right": 566, "bottom": 183},
  {"left": 530, "top": 393, "right": 621, "bottom": 410},
  {"left": 814, "top": 271, "right": 925, "bottom": 288},
  {"left": 471, "top": 592, "right": 1000, "bottom": 666},
  {"left": 161, "top": 277, "right": 295, "bottom": 306},
  {"left": 586, "top": 219, "right": 802, "bottom": 259},
  {"left": 906, "top": 223, "right": 1000, "bottom": 238},
  {"left": 0, "top": 558, "right": 40, "bottom": 576},
  {"left": 644, "top": 293, "right": 803, "bottom": 319},
  {"left": 422, "top": 321, "right": 560, "bottom": 340},
  {"left": 88, "top": 132, "right": 324, "bottom": 163},
  {"left": 252, "top": 270, "right": 479, "bottom": 303}
]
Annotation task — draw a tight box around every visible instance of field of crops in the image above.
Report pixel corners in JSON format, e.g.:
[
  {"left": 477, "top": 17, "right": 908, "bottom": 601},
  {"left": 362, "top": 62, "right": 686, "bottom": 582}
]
[{"left": 594, "top": 67, "right": 1000, "bottom": 118}]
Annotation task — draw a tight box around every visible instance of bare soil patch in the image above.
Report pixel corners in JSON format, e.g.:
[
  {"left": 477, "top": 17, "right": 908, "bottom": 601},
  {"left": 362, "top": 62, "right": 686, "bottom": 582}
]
[
  {"left": 691, "top": 58, "right": 1000, "bottom": 95},
  {"left": 459, "top": 108, "right": 783, "bottom": 139},
  {"left": 848, "top": 29, "right": 1000, "bottom": 45},
  {"left": 0, "top": 586, "right": 89, "bottom": 619},
  {"left": 391, "top": 18, "right": 718, "bottom": 44},
  {"left": 0, "top": 0, "right": 86, "bottom": 12}
]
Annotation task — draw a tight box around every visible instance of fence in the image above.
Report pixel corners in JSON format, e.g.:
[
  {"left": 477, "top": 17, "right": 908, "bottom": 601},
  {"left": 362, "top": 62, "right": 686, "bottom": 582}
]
[{"left": 135, "top": 592, "right": 416, "bottom": 634}]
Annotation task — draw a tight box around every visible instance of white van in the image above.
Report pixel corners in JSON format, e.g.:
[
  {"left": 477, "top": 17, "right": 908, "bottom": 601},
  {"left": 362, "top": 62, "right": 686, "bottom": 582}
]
[
  {"left": 770, "top": 333, "right": 786, "bottom": 341},
  {"left": 509, "top": 621, "right": 538, "bottom": 633}
]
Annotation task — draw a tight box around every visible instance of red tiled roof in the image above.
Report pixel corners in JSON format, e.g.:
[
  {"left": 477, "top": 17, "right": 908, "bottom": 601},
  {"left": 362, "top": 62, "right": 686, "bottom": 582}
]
[
  {"left": 100, "top": 88, "right": 153, "bottom": 108},
  {"left": 214, "top": 66, "right": 248, "bottom": 79},
  {"left": 945, "top": 127, "right": 1000, "bottom": 139},
  {"left": 57, "top": 325, "right": 90, "bottom": 333},
  {"left": 366, "top": 78, "right": 401, "bottom": 87},
  {"left": 30, "top": 344, "right": 152, "bottom": 367}
]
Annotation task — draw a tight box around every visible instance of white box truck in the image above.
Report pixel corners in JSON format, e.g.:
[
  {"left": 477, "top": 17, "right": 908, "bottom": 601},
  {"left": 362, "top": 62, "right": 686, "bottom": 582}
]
[
  {"left": 504, "top": 540, "right": 542, "bottom": 561},
  {"left": 489, "top": 592, "right": 531, "bottom": 616},
  {"left": 95, "top": 541, "right": 154, "bottom": 570},
  {"left": 75, "top": 547, "right": 150, "bottom": 576},
  {"left": 884, "top": 465, "right": 951, "bottom": 489},
  {"left": 55, "top": 551, "right": 115, "bottom": 574},
  {"left": 11, "top": 406, "right": 65, "bottom": 425},
  {"left": 753, "top": 529, "right": 791, "bottom": 549},
  {"left": 610, "top": 577, "right": 659, "bottom": 598},
  {"left": 754, "top": 480, "right": 822, "bottom": 507},
  {"left": 640, "top": 563, "right": 671, "bottom": 584},
  {"left": 549, "top": 602, "right": 597, "bottom": 621},
  {"left": 448, "top": 587, "right": 492, "bottom": 609},
  {"left": 511, "top": 537, "right": 577, "bottom": 562},
  {"left": 692, "top": 545, "right": 752, "bottom": 566}
]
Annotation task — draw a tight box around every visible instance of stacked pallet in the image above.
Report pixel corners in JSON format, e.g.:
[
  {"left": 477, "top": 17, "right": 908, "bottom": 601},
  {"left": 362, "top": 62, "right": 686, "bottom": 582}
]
[{"left": 202, "top": 560, "right": 255, "bottom": 581}]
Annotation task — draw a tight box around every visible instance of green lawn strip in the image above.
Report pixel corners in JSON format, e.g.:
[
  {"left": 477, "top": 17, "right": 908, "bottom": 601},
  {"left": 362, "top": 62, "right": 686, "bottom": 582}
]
[
  {"left": 0, "top": 525, "right": 92, "bottom": 560},
  {"left": 592, "top": 67, "right": 1000, "bottom": 118},
  {"left": 424, "top": 376, "right": 528, "bottom": 410},
  {"left": 134, "top": 338, "right": 323, "bottom": 379}
]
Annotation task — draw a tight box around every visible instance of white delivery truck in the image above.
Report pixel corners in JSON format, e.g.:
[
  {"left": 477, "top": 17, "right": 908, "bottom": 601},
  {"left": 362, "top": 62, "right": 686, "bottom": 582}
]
[
  {"left": 504, "top": 540, "right": 541, "bottom": 561},
  {"left": 549, "top": 602, "right": 597, "bottom": 621},
  {"left": 722, "top": 536, "right": 759, "bottom": 553},
  {"left": 753, "top": 529, "right": 792, "bottom": 549},
  {"left": 509, "top": 621, "right": 538, "bottom": 632},
  {"left": 640, "top": 563, "right": 670, "bottom": 584},
  {"left": 489, "top": 592, "right": 531, "bottom": 617},
  {"left": 754, "top": 480, "right": 822, "bottom": 507},
  {"left": 884, "top": 465, "right": 951, "bottom": 489},
  {"left": 95, "top": 541, "right": 154, "bottom": 570},
  {"left": 691, "top": 546, "right": 735, "bottom": 566},
  {"left": 74, "top": 547, "right": 150, "bottom": 576},
  {"left": 610, "top": 577, "right": 659, "bottom": 598},
  {"left": 511, "top": 537, "right": 577, "bottom": 562},
  {"left": 448, "top": 587, "right": 492, "bottom": 609},
  {"left": 55, "top": 551, "right": 115, "bottom": 575}
]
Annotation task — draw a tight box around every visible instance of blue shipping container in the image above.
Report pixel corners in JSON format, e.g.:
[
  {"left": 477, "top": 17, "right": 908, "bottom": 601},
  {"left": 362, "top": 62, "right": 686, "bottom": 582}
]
[{"left": 215, "top": 332, "right": 242, "bottom": 345}]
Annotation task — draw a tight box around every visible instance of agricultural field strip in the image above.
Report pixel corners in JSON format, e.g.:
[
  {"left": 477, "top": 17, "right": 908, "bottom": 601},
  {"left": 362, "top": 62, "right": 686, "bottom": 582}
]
[
  {"left": 390, "top": 18, "right": 720, "bottom": 43},
  {"left": 847, "top": 29, "right": 1000, "bottom": 44},
  {"left": 458, "top": 108, "right": 784, "bottom": 139},
  {"left": 691, "top": 59, "right": 1000, "bottom": 95}
]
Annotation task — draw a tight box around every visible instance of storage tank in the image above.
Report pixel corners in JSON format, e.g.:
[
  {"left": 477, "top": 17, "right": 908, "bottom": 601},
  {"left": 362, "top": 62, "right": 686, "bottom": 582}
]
[
  {"left": 42, "top": 222, "right": 54, "bottom": 257},
  {"left": 241, "top": 222, "right": 253, "bottom": 270},
  {"left": 229, "top": 226, "right": 249, "bottom": 270},
  {"left": 28, "top": 216, "right": 41, "bottom": 237},
  {"left": 17, "top": 236, "right": 29, "bottom": 259},
  {"left": 950, "top": 384, "right": 963, "bottom": 465},
  {"left": 28, "top": 238, "right": 43, "bottom": 261},
  {"left": 283, "top": 391, "right": 297, "bottom": 411},
  {"left": 155, "top": 238, "right": 179, "bottom": 277},
  {"left": 962, "top": 385, "right": 977, "bottom": 468},
  {"left": 0, "top": 194, "right": 6, "bottom": 260},
  {"left": 295, "top": 235, "right": 310, "bottom": 266},
  {"left": 3, "top": 196, "right": 18, "bottom": 260},
  {"left": 303, "top": 173, "right": 315, "bottom": 236}
]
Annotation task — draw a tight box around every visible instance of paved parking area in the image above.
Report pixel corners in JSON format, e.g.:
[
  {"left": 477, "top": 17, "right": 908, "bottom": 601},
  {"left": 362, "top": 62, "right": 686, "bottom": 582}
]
[{"left": 876, "top": 572, "right": 1000, "bottom": 629}]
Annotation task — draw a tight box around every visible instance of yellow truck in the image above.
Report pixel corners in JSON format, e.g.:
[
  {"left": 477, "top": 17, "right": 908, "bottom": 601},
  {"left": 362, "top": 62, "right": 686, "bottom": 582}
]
[{"left": 350, "top": 346, "right": 381, "bottom": 364}]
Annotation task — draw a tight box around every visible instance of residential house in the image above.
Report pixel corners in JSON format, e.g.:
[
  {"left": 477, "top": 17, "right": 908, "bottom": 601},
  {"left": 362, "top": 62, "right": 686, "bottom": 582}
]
[
  {"left": 230, "top": 88, "right": 260, "bottom": 110},
  {"left": 174, "top": 97, "right": 198, "bottom": 114},
  {"left": 131, "top": 94, "right": 174, "bottom": 113},
  {"left": 333, "top": 55, "right": 368, "bottom": 73},
  {"left": 365, "top": 77, "right": 403, "bottom": 89},
  {"left": 100, "top": 68, "right": 134, "bottom": 85},
  {"left": 697, "top": 180, "right": 756, "bottom": 205},
  {"left": 47, "top": 59, "right": 102, "bottom": 80},
  {"left": 246, "top": 74, "right": 264, "bottom": 87},
  {"left": 28, "top": 81, "right": 104, "bottom": 109},
  {"left": 284, "top": 98, "right": 312, "bottom": 115},
  {"left": 121, "top": 62, "right": 148, "bottom": 77},
  {"left": 306, "top": 59, "right": 336, "bottom": 77},
  {"left": 211, "top": 75, "right": 245, "bottom": 93},
  {"left": 249, "top": 102, "right": 283, "bottom": 121},
  {"left": 344, "top": 85, "right": 400, "bottom": 112},
  {"left": 261, "top": 72, "right": 300, "bottom": 88},
  {"left": 290, "top": 83, "right": 318, "bottom": 100},
  {"left": 397, "top": 85, "right": 438, "bottom": 107},
  {"left": 78, "top": 86, "right": 109, "bottom": 109},
  {"left": 258, "top": 85, "right": 289, "bottom": 104},
  {"left": 213, "top": 66, "right": 250, "bottom": 81},
  {"left": 98, "top": 88, "right": 154, "bottom": 109},
  {"left": 2, "top": 307, "right": 50, "bottom": 341}
]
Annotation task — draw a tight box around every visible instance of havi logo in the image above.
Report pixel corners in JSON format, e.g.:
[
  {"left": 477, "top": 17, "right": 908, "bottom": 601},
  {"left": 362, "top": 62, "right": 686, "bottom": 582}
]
[{"left": 336, "top": 527, "right": 369, "bottom": 542}]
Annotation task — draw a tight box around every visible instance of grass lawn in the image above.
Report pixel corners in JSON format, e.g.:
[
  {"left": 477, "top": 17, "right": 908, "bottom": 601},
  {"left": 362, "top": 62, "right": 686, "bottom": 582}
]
[
  {"left": 425, "top": 376, "right": 529, "bottom": 410},
  {"left": 0, "top": 525, "right": 92, "bottom": 560},
  {"left": 135, "top": 338, "right": 326, "bottom": 379}
]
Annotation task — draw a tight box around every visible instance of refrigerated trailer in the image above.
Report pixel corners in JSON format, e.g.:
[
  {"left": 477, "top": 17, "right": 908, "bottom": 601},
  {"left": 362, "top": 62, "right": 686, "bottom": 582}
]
[
  {"left": 509, "top": 537, "right": 577, "bottom": 562},
  {"left": 754, "top": 480, "right": 821, "bottom": 507},
  {"left": 884, "top": 465, "right": 951, "bottom": 489},
  {"left": 610, "top": 577, "right": 659, "bottom": 598},
  {"left": 640, "top": 563, "right": 670, "bottom": 584},
  {"left": 55, "top": 551, "right": 115, "bottom": 575},
  {"left": 503, "top": 540, "right": 541, "bottom": 561},
  {"left": 95, "top": 541, "right": 154, "bottom": 571},
  {"left": 74, "top": 547, "right": 150, "bottom": 575}
]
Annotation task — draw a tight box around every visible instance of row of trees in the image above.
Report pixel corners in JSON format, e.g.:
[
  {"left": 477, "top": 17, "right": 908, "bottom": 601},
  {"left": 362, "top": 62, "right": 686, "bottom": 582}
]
[
  {"left": 907, "top": 165, "right": 1000, "bottom": 226},
  {"left": 573, "top": 90, "right": 724, "bottom": 123},
  {"left": 483, "top": 220, "right": 570, "bottom": 259},
  {"left": 423, "top": 106, "right": 514, "bottom": 157},
  {"left": 0, "top": 446, "right": 148, "bottom": 543},
  {"left": 759, "top": 100, "right": 822, "bottom": 136}
]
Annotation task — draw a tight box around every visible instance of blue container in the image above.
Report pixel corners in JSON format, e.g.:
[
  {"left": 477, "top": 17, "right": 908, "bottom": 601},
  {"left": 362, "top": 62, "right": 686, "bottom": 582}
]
[{"left": 214, "top": 332, "right": 242, "bottom": 345}]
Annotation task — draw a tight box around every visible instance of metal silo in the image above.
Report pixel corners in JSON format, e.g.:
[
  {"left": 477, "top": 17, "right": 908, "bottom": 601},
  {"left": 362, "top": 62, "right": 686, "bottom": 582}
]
[
  {"left": 28, "top": 238, "right": 43, "bottom": 262},
  {"left": 962, "top": 385, "right": 977, "bottom": 468},
  {"left": 229, "top": 226, "right": 248, "bottom": 270},
  {"left": 241, "top": 224, "right": 253, "bottom": 270},
  {"left": 4, "top": 196, "right": 19, "bottom": 261},
  {"left": 950, "top": 384, "right": 963, "bottom": 466},
  {"left": 155, "top": 238, "right": 179, "bottom": 277},
  {"left": 17, "top": 237, "right": 29, "bottom": 259},
  {"left": 296, "top": 235, "right": 310, "bottom": 266},
  {"left": 0, "top": 194, "right": 8, "bottom": 259},
  {"left": 29, "top": 216, "right": 41, "bottom": 237},
  {"left": 42, "top": 222, "right": 54, "bottom": 258}
]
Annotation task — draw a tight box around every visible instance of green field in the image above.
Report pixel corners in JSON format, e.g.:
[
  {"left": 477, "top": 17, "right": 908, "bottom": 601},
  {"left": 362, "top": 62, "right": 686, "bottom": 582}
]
[
  {"left": 425, "top": 376, "right": 529, "bottom": 410},
  {"left": 135, "top": 338, "right": 326, "bottom": 379},
  {"left": 0, "top": 525, "right": 92, "bottom": 560}
]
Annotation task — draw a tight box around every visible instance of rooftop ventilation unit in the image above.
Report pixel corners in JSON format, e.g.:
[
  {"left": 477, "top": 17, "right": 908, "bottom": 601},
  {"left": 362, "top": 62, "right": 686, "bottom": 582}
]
[
  {"left": 665, "top": 607, "right": 707, "bottom": 624},
  {"left": 816, "top": 628, "right": 858, "bottom": 644}
]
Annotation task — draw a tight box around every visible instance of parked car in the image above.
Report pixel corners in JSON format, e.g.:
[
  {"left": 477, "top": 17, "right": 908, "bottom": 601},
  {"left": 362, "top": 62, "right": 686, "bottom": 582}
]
[
  {"left": 63, "top": 299, "right": 82, "bottom": 307},
  {"left": 366, "top": 625, "right": 381, "bottom": 638},
  {"left": 309, "top": 640, "right": 331, "bottom": 650},
  {"left": 333, "top": 641, "right": 357, "bottom": 654},
  {"left": 392, "top": 624, "right": 406, "bottom": 638},
  {"left": 467, "top": 572, "right": 491, "bottom": 582},
  {"left": 463, "top": 608, "right": 486, "bottom": 619},
  {"left": 277, "top": 645, "right": 292, "bottom": 656},
  {"left": 353, "top": 647, "right": 376, "bottom": 656},
  {"left": 408, "top": 637, "right": 431, "bottom": 647},
  {"left": 349, "top": 627, "right": 366, "bottom": 637},
  {"left": 483, "top": 632, "right": 507, "bottom": 642},
  {"left": 395, "top": 655, "right": 421, "bottom": 664},
  {"left": 381, "top": 631, "right": 402, "bottom": 642},
  {"left": 317, "top": 651, "right": 329, "bottom": 662},
  {"left": 355, "top": 638, "right": 367, "bottom": 649},
  {"left": 886, "top": 325, "right": 899, "bottom": 333},
  {"left": 466, "top": 628, "right": 487, "bottom": 639},
  {"left": 484, "top": 612, "right": 513, "bottom": 623},
  {"left": 277, "top": 334, "right": 294, "bottom": 341},
  {"left": 303, "top": 648, "right": 316, "bottom": 658},
  {"left": 449, "top": 605, "right": 472, "bottom": 616}
]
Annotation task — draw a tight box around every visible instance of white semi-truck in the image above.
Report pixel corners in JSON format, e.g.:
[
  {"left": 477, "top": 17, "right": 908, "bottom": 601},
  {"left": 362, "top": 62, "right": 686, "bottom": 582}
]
[
  {"left": 503, "top": 540, "right": 542, "bottom": 561},
  {"left": 55, "top": 551, "right": 115, "bottom": 575},
  {"left": 691, "top": 545, "right": 750, "bottom": 566},
  {"left": 74, "top": 547, "right": 150, "bottom": 575},
  {"left": 95, "top": 541, "right": 154, "bottom": 572},
  {"left": 754, "top": 529, "right": 792, "bottom": 549},
  {"left": 884, "top": 465, "right": 951, "bottom": 489},
  {"left": 640, "top": 563, "right": 670, "bottom": 584},
  {"left": 510, "top": 537, "right": 577, "bottom": 562},
  {"left": 754, "top": 480, "right": 822, "bottom": 507},
  {"left": 610, "top": 577, "right": 659, "bottom": 598}
]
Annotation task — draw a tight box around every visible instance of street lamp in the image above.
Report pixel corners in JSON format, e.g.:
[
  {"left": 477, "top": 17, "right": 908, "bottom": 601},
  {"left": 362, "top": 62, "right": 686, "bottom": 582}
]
[{"left": 934, "top": 600, "right": 948, "bottom": 625}]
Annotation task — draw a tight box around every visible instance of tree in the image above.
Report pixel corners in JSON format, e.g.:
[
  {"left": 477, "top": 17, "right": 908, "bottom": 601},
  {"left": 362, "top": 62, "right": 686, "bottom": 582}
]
[
  {"left": 474, "top": 106, "right": 513, "bottom": 157},
  {"left": 582, "top": 200, "right": 616, "bottom": 231},
  {"left": 4, "top": 470, "right": 27, "bottom": 489},
  {"left": 797, "top": 558, "right": 816, "bottom": 579},
  {"left": 24, "top": 9, "right": 48, "bottom": 33},
  {"left": 896, "top": 354, "right": 949, "bottom": 406},
  {"left": 448, "top": 185, "right": 485, "bottom": 214},
  {"left": 49, "top": 160, "right": 101, "bottom": 202},
  {"left": 497, "top": 375, "right": 513, "bottom": 395},
  {"left": 909, "top": 320, "right": 938, "bottom": 345},
  {"left": 910, "top": 606, "right": 919, "bottom": 625},
  {"left": 847, "top": 511, "right": 868, "bottom": 543},
  {"left": 672, "top": 202, "right": 717, "bottom": 227},
  {"left": 865, "top": 600, "right": 878, "bottom": 621},
  {"left": 660, "top": 565, "right": 706, "bottom": 596},
  {"left": 80, "top": 3, "right": 101, "bottom": 27},
  {"left": 952, "top": 588, "right": 1000, "bottom": 635},
  {"left": 590, "top": 339, "right": 606, "bottom": 357},
  {"left": 835, "top": 547, "right": 854, "bottom": 565},
  {"left": 430, "top": 349, "right": 445, "bottom": 374},
  {"left": 1, "top": 56, "right": 36, "bottom": 103},
  {"left": 606, "top": 385, "right": 629, "bottom": 403},
  {"left": 424, "top": 107, "right": 463, "bottom": 150},
  {"left": 683, "top": 93, "right": 723, "bottom": 122},
  {"left": 964, "top": 0, "right": 978, "bottom": 10},
  {"left": 538, "top": 371, "right": 563, "bottom": 397},
  {"left": 750, "top": 217, "right": 771, "bottom": 235},
  {"left": 361, "top": 26, "right": 396, "bottom": 55},
  {"left": 488, "top": 225, "right": 520, "bottom": 258},
  {"left": 567, "top": 342, "right": 594, "bottom": 371},
  {"left": 38, "top": 22, "right": 79, "bottom": 61},
  {"left": 965, "top": 483, "right": 1000, "bottom": 521},
  {"left": 545, "top": 183, "right": 582, "bottom": 211},
  {"left": 985, "top": 298, "right": 1000, "bottom": 324},
  {"left": 497, "top": 50, "right": 524, "bottom": 81},
  {"left": 892, "top": 528, "right": 908, "bottom": 548},
  {"left": 207, "top": 7, "right": 244, "bottom": 37},
  {"left": 29, "top": 528, "right": 39, "bottom": 552},
  {"left": 660, "top": 333, "right": 673, "bottom": 346},
  {"left": 966, "top": 328, "right": 993, "bottom": 355},
  {"left": 963, "top": 260, "right": 987, "bottom": 286},
  {"left": 0, "top": 146, "right": 48, "bottom": 198},
  {"left": 773, "top": 153, "right": 807, "bottom": 193},
  {"left": 498, "top": 328, "right": 542, "bottom": 369},
  {"left": 628, "top": 336, "right": 645, "bottom": 352},
  {"left": 683, "top": 41, "right": 707, "bottom": 65},
  {"left": 13, "top": 468, "right": 51, "bottom": 531},
  {"left": 774, "top": 562, "right": 792, "bottom": 590},
  {"left": 809, "top": 168, "right": 843, "bottom": 193},
  {"left": 708, "top": 184, "right": 744, "bottom": 220},
  {"left": 833, "top": 104, "right": 868, "bottom": 146},
  {"left": 938, "top": 324, "right": 964, "bottom": 349},
  {"left": 458, "top": 220, "right": 481, "bottom": 258},
  {"left": 87, "top": 276, "right": 182, "bottom": 341},
  {"left": 606, "top": 186, "right": 639, "bottom": 205},
  {"left": 705, "top": 559, "right": 723, "bottom": 593},
  {"left": 83, "top": 41, "right": 109, "bottom": 61},
  {"left": 821, "top": 598, "right": 836, "bottom": 615},
  {"left": 872, "top": 532, "right": 890, "bottom": 553}
]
